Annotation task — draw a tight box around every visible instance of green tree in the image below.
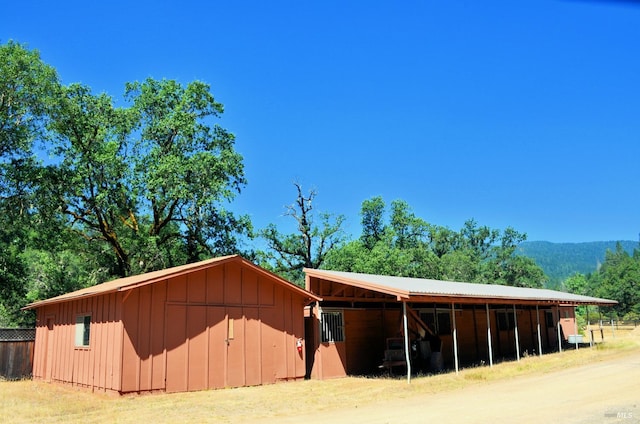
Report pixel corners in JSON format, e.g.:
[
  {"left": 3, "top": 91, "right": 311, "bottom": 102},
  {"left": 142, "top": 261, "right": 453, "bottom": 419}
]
[
  {"left": 564, "top": 272, "right": 590, "bottom": 295},
  {"left": 389, "top": 199, "right": 429, "bottom": 249},
  {"left": 479, "top": 226, "right": 545, "bottom": 288},
  {"left": 596, "top": 243, "right": 640, "bottom": 316},
  {"left": 360, "top": 196, "right": 385, "bottom": 249},
  {"left": 0, "top": 41, "right": 58, "bottom": 157},
  {"left": 459, "top": 219, "right": 500, "bottom": 261},
  {"left": 324, "top": 196, "right": 546, "bottom": 288},
  {"left": 0, "top": 41, "right": 60, "bottom": 326},
  {"left": 0, "top": 42, "right": 251, "bottom": 325},
  {"left": 45, "top": 78, "right": 250, "bottom": 277},
  {"left": 428, "top": 224, "right": 459, "bottom": 258},
  {"left": 45, "top": 83, "right": 135, "bottom": 276}
]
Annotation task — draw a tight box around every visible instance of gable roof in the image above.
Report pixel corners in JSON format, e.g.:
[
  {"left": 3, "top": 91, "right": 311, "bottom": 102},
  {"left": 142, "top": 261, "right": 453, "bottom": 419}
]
[
  {"left": 305, "top": 269, "right": 617, "bottom": 306},
  {"left": 25, "top": 255, "right": 320, "bottom": 310}
]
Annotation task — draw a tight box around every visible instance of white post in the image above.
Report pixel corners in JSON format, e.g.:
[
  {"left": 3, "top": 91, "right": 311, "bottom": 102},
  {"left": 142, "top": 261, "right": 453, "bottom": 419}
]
[
  {"left": 573, "top": 306, "right": 579, "bottom": 350},
  {"left": 557, "top": 305, "right": 562, "bottom": 353},
  {"left": 587, "top": 307, "right": 593, "bottom": 348},
  {"left": 486, "top": 303, "right": 493, "bottom": 367},
  {"left": 611, "top": 318, "right": 615, "bottom": 339},
  {"left": 513, "top": 304, "right": 520, "bottom": 361},
  {"left": 402, "top": 302, "right": 411, "bottom": 384},
  {"left": 536, "top": 305, "right": 542, "bottom": 356},
  {"left": 452, "top": 303, "right": 459, "bottom": 374}
]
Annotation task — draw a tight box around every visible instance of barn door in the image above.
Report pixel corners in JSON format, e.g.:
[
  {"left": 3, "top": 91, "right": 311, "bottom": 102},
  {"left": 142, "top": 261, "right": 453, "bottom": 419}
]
[
  {"left": 207, "top": 307, "right": 226, "bottom": 389},
  {"left": 225, "top": 307, "right": 245, "bottom": 388},
  {"left": 165, "top": 305, "right": 248, "bottom": 392}
]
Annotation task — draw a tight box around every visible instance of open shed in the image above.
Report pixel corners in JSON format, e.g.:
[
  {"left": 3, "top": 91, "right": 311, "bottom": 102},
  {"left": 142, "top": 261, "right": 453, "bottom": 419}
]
[
  {"left": 25, "top": 255, "right": 319, "bottom": 394},
  {"left": 304, "top": 269, "right": 617, "bottom": 381}
]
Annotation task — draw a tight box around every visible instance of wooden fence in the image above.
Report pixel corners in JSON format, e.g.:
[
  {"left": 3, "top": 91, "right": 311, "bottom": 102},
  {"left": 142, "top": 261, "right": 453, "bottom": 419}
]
[{"left": 0, "top": 328, "right": 35, "bottom": 380}]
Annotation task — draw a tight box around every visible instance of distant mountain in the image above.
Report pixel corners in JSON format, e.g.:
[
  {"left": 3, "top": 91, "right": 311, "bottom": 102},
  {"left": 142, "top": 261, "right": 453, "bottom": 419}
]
[{"left": 516, "top": 240, "right": 638, "bottom": 289}]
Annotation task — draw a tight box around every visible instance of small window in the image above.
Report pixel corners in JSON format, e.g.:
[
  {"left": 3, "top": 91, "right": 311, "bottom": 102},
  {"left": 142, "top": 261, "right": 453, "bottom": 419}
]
[
  {"left": 75, "top": 315, "right": 91, "bottom": 347},
  {"left": 320, "top": 311, "right": 344, "bottom": 343},
  {"left": 419, "top": 310, "right": 451, "bottom": 335},
  {"left": 545, "top": 311, "right": 555, "bottom": 328},
  {"left": 420, "top": 312, "right": 436, "bottom": 334},
  {"left": 437, "top": 312, "right": 451, "bottom": 335},
  {"left": 496, "top": 311, "right": 515, "bottom": 331}
]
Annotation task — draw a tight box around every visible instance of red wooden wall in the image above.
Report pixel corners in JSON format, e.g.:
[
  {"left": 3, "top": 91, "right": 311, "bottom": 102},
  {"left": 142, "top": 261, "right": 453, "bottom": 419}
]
[
  {"left": 120, "top": 261, "right": 307, "bottom": 393},
  {"left": 310, "top": 304, "right": 563, "bottom": 379},
  {"left": 32, "top": 293, "right": 124, "bottom": 393},
  {"left": 32, "top": 259, "right": 308, "bottom": 394}
]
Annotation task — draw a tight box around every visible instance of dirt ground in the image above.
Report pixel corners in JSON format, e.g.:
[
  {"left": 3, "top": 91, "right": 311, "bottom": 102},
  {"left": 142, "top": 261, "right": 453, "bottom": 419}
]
[
  {"left": 252, "top": 353, "right": 640, "bottom": 424},
  {"left": 3, "top": 328, "right": 638, "bottom": 423}
]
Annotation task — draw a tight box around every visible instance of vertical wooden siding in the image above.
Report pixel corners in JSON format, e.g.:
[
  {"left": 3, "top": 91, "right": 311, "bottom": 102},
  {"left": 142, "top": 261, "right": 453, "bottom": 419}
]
[
  {"left": 120, "top": 261, "right": 307, "bottom": 393},
  {"left": 345, "top": 310, "right": 385, "bottom": 375},
  {"left": 312, "top": 304, "right": 564, "bottom": 379},
  {"left": 0, "top": 341, "right": 34, "bottom": 380},
  {"left": 32, "top": 292, "right": 124, "bottom": 392}
]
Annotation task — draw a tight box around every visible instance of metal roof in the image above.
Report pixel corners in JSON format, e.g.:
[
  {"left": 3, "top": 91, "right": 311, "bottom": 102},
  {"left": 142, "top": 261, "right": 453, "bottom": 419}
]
[
  {"left": 25, "top": 255, "right": 320, "bottom": 310},
  {"left": 305, "top": 269, "right": 618, "bottom": 306}
]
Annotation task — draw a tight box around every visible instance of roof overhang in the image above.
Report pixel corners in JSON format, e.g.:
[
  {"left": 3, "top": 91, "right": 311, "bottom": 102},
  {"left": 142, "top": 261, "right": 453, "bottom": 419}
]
[
  {"left": 25, "top": 255, "right": 320, "bottom": 310},
  {"left": 304, "top": 268, "right": 618, "bottom": 307},
  {"left": 305, "top": 268, "right": 410, "bottom": 300}
]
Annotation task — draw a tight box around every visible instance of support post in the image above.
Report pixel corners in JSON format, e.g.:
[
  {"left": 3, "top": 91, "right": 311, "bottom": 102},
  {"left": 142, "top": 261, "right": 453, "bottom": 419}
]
[
  {"left": 587, "top": 307, "right": 593, "bottom": 348},
  {"left": 611, "top": 317, "right": 615, "bottom": 339},
  {"left": 573, "top": 306, "right": 579, "bottom": 350},
  {"left": 402, "top": 301, "right": 411, "bottom": 384},
  {"left": 486, "top": 303, "right": 493, "bottom": 367},
  {"left": 557, "top": 305, "right": 562, "bottom": 353},
  {"left": 536, "top": 305, "right": 542, "bottom": 356},
  {"left": 452, "top": 303, "right": 459, "bottom": 374},
  {"left": 513, "top": 304, "right": 520, "bottom": 361}
]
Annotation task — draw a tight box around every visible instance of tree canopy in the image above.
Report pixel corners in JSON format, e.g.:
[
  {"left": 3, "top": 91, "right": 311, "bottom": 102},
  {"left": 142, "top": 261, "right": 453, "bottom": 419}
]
[
  {"left": 4, "top": 40, "right": 634, "bottom": 329},
  {"left": 322, "top": 197, "right": 546, "bottom": 288},
  {"left": 562, "top": 243, "right": 640, "bottom": 319},
  {"left": 0, "top": 41, "right": 251, "bottom": 326}
]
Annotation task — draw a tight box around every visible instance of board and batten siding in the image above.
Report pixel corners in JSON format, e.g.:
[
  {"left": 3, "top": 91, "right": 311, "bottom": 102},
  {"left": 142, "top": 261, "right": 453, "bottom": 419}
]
[
  {"left": 32, "top": 292, "right": 124, "bottom": 393},
  {"left": 120, "top": 260, "right": 307, "bottom": 393},
  {"left": 31, "top": 257, "right": 310, "bottom": 394}
]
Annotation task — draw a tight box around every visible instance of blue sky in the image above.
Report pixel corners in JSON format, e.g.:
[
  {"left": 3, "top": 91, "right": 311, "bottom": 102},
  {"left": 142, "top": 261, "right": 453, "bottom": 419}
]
[{"left": 2, "top": 1, "right": 639, "bottom": 243}]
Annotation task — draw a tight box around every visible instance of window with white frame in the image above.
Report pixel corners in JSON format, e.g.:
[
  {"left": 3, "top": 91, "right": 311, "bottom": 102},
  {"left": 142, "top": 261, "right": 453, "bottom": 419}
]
[
  {"left": 320, "top": 311, "right": 344, "bottom": 343},
  {"left": 75, "top": 315, "right": 91, "bottom": 347}
]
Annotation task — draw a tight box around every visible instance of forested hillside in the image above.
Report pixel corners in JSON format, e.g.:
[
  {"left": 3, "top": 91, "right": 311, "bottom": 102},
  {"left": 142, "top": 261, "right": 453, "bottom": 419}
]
[{"left": 516, "top": 240, "right": 638, "bottom": 289}]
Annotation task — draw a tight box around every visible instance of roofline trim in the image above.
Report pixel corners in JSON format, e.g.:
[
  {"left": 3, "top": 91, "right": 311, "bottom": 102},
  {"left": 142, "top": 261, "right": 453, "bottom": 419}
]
[
  {"left": 303, "top": 269, "right": 618, "bottom": 306},
  {"left": 304, "top": 268, "right": 410, "bottom": 300},
  {"left": 25, "top": 255, "right": 320, "bottom": 310}
]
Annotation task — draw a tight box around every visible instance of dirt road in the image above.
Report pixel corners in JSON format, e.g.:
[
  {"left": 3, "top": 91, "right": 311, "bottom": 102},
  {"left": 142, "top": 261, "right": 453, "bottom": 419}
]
[{"left": 257, "top": 354, "right": 639, "bottom": 424}]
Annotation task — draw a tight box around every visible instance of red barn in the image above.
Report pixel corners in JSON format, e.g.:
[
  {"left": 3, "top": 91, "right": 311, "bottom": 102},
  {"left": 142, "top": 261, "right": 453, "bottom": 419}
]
[
  {"left": 303, "top": 269, "right": 617, "bottom": 381},
  {"left": 25, "top": 255, "right": 319, "bottom": 394}
]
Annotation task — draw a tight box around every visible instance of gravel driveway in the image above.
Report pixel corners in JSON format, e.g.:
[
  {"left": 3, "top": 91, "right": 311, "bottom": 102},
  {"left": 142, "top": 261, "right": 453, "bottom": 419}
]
[{"left": 254, "top": 354, "right": 639, "bottom": 424}]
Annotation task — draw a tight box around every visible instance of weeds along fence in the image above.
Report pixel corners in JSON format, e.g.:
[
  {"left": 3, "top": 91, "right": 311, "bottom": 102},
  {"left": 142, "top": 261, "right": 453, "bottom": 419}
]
[{"left": 0, "top": 328, "right": 35, "bottom": 380}]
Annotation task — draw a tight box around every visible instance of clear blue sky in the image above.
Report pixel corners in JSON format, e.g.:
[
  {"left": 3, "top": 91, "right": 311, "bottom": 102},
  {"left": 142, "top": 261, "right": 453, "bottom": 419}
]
[{"left": 2, "top": 1, "right": 639, "bottom": 243}]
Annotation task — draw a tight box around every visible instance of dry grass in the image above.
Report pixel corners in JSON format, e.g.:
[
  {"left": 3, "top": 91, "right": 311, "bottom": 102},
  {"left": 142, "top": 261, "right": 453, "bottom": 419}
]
[{"left": 2, "top": 326, "right": 638, "bottom": 424}]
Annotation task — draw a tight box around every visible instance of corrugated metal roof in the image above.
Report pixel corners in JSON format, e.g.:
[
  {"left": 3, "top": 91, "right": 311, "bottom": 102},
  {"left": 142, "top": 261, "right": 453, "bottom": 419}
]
[
  {"left": 25, "top": 255, "right": 320, "bottom": 310},
  {"left": 305, "top": 269, "right": 617, "bottom": 305}
]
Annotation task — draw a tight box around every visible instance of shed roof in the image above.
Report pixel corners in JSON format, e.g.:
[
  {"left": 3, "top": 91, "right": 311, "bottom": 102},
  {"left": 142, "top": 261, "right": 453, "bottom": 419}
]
[
  {"left": 305, "top": 269, "right": 617, "bottom": 306},
  {"left": 25, "top": 255, "right": 320, "bottom": 310}
]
